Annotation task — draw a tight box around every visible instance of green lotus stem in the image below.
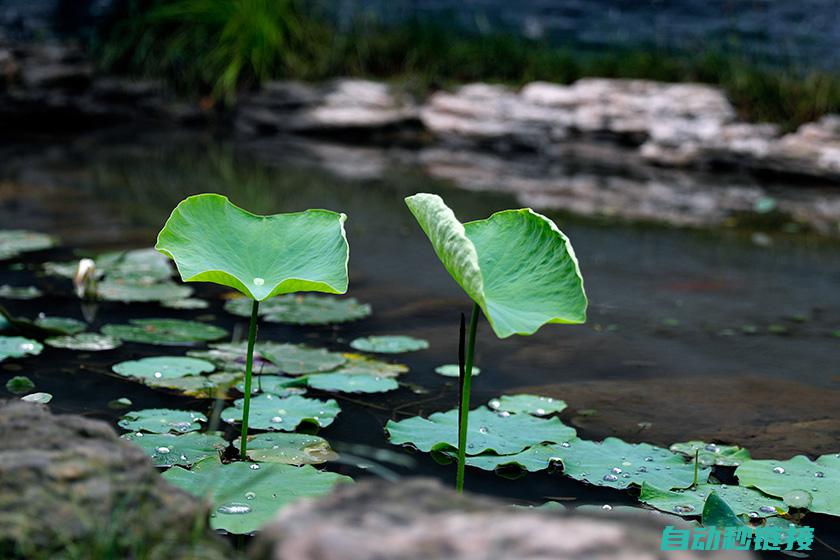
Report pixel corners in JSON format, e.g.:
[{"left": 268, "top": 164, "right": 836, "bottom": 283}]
[
  {"left": 239, "top": 299, "right": 260, "bottom": 458},
  {"left": 456, "top": 301, "right": 480, "bottom": 492}
]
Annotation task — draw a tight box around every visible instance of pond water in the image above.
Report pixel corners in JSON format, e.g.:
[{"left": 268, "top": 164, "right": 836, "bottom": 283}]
[{"left": 1, "top": 127, "right": 839, "bottom": 553}]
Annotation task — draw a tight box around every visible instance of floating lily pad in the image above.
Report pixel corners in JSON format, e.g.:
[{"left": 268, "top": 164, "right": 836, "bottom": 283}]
[
  {"left": 640, "top": 482, "right": 787, "bottom": 518},
  {"left": 122, "top": 431, "right": 226, "bottom": 467},
  {"left": 21, "top": 392, "right": 52, "bottom": 403},
  {"left": 487, "top": 394, "right": 567, "bottom": 416},
  {"left": 101, "top": 319, "right": 227, "bottom": 346},
  {"left": 464, "top": 443, "right": 568, "bottom": 472},
  {"left": 305, "top": 373, "right": 398, "bottom": 394},
  {"left": 162, "top": 298, "right": 209, "bottom": 310},
  {"left": 45, "top": 333, "right": 122, "bottom": 351},
  {"left": 735, "top": 454, "right": 840, "bottom": 516},
  {"left": 670, "top": 441, "right": 752, "bottom": 467},
  {"left": 145, "top": 371, "right": 243, "bottom": 399},
  {"left": 33, "top": 316, "right": 87, "bottom": 335},
  {"left": 44, "top": 248, "right": 173, "bottom": 281},
  {"left": 108, "top": 397, "right": 133, "bottom": 409},
  {"left": 112, "top": 356, "right": 216, "bottom": 381},
  {"left": 259, "top": 343, "right": 346, "bottom": 375},
  {"left": 350, "top": 335, "right": 429, "bottom": 354},
  {"left": 434, "top": 364, "right": 480, "bottom": 377},
  {"left": 5, "top": 375, "right": 35, "bottom": 394},
  {"left": 240, "top": 375, "right": 304, "bottom": 396},
  {"left": 234, "top": 433, "right": 338, "bottom": 464},
  {"left": 97, "top": 280, "right": 193, "bottom": 303},
  {"left": 188, "top": 342, "right": 281, "bottom": 375},
  {"left": 222, "top": 394, "right": 341, "bottom": 431},
  {"left": 386, "top": 407, "right": 576, "bottom": 456},
  {"left": 164, "top": 458, "right": 352, "bottom": 534},
  {"left": 0, "top": 285, "right": 43, "bottom": 300},
  {"left": 557, "top": 437, "right": 708, "bottom": 490},
  {"left": 156, "top": 194, "right": 349, "bottom": 301},
  {"left": 118, "top": 408, "right": 207, "bottom": 434},
  {"left": 404, "top": 193, "right": 587, "bottom": 338},
  {"left": 0, "top": 336, "right": 43, "bottom": 361},
  {"left": 333, "top": 353, "right": 407, "bottom": 378},
  {"left": 0, "top": 230, "right": 56, "bottom": 260},
  {"left": 226, "top": 294, "right": 371, "bottom": 325}
]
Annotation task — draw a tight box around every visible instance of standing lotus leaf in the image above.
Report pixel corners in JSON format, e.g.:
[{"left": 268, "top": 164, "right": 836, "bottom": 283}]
[
  {"left": 405, "top": 193, "right": 586, "bottom": 338},
  {"left": 155, "top": 194, "right": 349, "bottom": 301}
]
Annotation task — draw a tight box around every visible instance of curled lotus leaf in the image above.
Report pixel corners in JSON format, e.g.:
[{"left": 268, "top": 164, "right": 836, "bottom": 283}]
[
  {"left": 669, "top": 441, "right": 752, "bottom": 467},
  {"left": 164, "top": 458, "right": 352, "bottom": 534},
  {"left": 155, "top": 194, "right": 349, "bottom": 301},
  {"left": 405, "top": 193, "right": 586, "bottom": 338}
]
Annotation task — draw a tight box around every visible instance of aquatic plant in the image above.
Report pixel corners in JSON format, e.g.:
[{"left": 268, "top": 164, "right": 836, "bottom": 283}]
[
  {"left": 156, "top": 193, "right": 349, "bottom": 457},
  {"left": 404, "top": 193, "right": 587, "bottom": 491}
]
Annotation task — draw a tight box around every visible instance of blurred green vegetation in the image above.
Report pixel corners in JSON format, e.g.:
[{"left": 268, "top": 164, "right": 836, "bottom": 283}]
[{"left": 96, "top": 1, "right": 840, "bottom": 130}]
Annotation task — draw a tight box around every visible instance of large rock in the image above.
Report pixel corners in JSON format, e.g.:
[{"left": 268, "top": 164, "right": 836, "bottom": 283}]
[
  {"left": 0, "top": 400, "right": 230, "bottom": 559},
  {"left": 249, "top": 478, "right": 748, "bottom": 560},
  {"left": 236, "top": 79, "right": 420, "bottom": 135}
]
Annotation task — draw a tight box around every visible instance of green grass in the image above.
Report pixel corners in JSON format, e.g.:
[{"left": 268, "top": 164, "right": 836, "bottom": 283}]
[{"left": 94, "top": 5, "right": 840, "bottom": 130}]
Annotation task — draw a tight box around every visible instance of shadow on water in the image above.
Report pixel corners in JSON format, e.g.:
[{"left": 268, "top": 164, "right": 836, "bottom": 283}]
[{"left": 1, "top": 126, "right": 839, "bottom": 556}]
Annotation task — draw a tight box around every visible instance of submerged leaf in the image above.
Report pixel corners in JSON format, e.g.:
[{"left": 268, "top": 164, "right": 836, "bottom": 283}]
[
  {"left": 736, "top": 454, "right": 840, "bottom": 516},
  {"left": 122, "top": 431, "right": 226, "bottom": 467},
  {"left": 118, "top": 408, "right": 207, "bottom": 434},
  {"left": 349, "top": 335, "right": 429, "bottom": 354},
  {"left": 386, "top": 407, "right": 576, "bottom": 456},
  {"left": 0, "top": 336, "right": 43, "bottom": 361},
  {"left": 155, "top": 194, "right": 349, "bottom": 301},
  {"left": 235, "top": 433, "right": 338, "bottom": 464},
  {"left": 5, "top": 375, "right": 35, "bottom": 394},
  {"left": 405, "top": 193, "right": 587, "bottom": 338},
  {"left": 101, "top": 319, "right": 227, "bottom": 346},
  {"left": 45, "top": 333, "right": 122, "bottom": 351},
  {"left": 225, "top": 294, "right": 371, "bottom": 325},
  {"left": 222, "top": 394, "right": 341, "bottom": 431},
  {"left": 164, "top": 458, "right": 352, "bottom": 534}
]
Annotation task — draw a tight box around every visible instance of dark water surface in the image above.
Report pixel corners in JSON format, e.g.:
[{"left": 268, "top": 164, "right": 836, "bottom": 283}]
[{"left": 1, "top": 128, "right": 839, "bottom": 553}]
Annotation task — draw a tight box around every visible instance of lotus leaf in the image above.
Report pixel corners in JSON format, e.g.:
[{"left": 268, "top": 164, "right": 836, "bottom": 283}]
[
  {"left": 240, "top": 375, "right": 304, "bottom": 396},
  {"left": 735, "top": 454, "right": 840, "bottom": 516},
  {"left": 640, "top": 482, "right": 787, "bottom": 518},
  {"left": 155, "top": 194, "right": 349, "bottom": 301},
  {"left": 21, "top": 392, "right": 52, "bottom": 403},
  {"left": 5, "top": 375, "right": 35, "bottom": 394},
  {"left": 97, "top": 280, "right": 193, "bottom": 303},
  {"left": 164, "top": 458, "right": 352, "bottom": 534},
  {"left": 162, "top": 298, "right": 209, "bottom": 310},
  {"left": 33, "top": 316, "right": 86, "bottom": 335},
  {"left": 305, "top": 372, "right": 398, "bottom": 394},
  {"left": 333, "top": 353, "right": 407, "bottom": 378},
  {"left": 112, "top": 356, "right": 216, "bottom": 380},
  {"left": 0, "top": 230, "right": 56, "bottom": 260},
  {"left": 0, "top": 285, "right": 43, "bottom": 300},
  {"left": 404, "top": 193, "right": 586, "bottom": 338},
  {"left": 226, "top": 294, "right": 371, "bottom": 325},
  {"left": 464, "top": 443, "right": 567, "bottom": 472},
  {"left": 349, "top": 335, "right": 429, "bottom": 354},
  {"left": 558, "top": 437, "right": 709, "bottom": 491},
  {"left": 435, "top": 364, "right": 480, "bottom": 377},
  {"left": 0, "top": 336, "right": 43, "bottom": 361},
  {"left": 122, "top": 431, "right": 226, "bottom": 467},
  {"left": 258, "top": 343, "right": 346, "bottom": 374},
  {"left": 222, "top": 394, "right": 340, "bottom": 431},
  {"left": 101, "top": 319, "right": 227, "bottom": 345},
  {"left": 188, "top": 342, "right": 281, "bottom": 374},
  {"left": 146, "top": 371, "right": 243, "bottom": 399},
  {"left": 118, "top": 408, "right": 207, "bottom": 434},
  {"left": 386, "top": 407, "right": 576, "bottom": 456},
  {"left": 45, "top": 333, "right": 122, "bottom": 351},
  {"left": 488, "top": 394, "right": 567, "bottom": 416},
  {"left": 234, "top": 433, "right": 338, "bottom": 464},
  {"left": 670, "top": 441, "right": 752, "bottom": 467}
]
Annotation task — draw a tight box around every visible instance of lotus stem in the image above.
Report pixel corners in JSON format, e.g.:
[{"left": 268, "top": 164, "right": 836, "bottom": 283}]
[
  {"left": 239, "top": 299, "right": 260, "bottom": 458},
  {"left": 456, "top": 301, "right": 480, "bottom": 492}
]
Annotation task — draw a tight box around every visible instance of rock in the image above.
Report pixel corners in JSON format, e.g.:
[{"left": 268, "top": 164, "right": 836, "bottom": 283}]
[
  {"left": 0, "top": 400, "right": 230, "bottom": 559},
  {"left": 237, "top": 79, "right": 420, "bottom": 135},
  {"left": 249, "top": 478, "right": 748, "bottom": 560},
  {"left": 766, "top": 115, "right": 840, "bottom": 180}
]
